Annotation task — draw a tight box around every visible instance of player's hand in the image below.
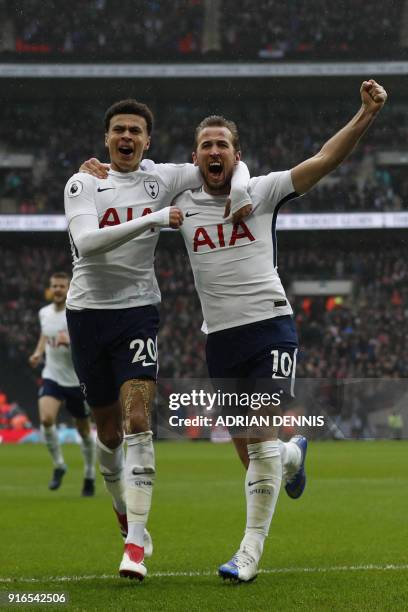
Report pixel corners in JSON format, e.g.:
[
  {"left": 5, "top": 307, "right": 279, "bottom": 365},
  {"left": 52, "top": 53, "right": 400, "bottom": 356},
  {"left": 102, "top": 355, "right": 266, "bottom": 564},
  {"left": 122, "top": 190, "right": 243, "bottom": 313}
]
[
  {"left": 56, "top": 331, "right": 70, "bottom": 347},
  {"left": 169, "top": 207, "right": 184, "bottom": 228},
  {"left": 223, "top": 199, "right": 253, "bottom": 224},
  {"left": 28, "top": 353, "right": 42, "bottom": 368},
  {"left": 79, "top": 158, "right": 110, "bottom": 179},
  {"left": 360, "top": 80, "right": 387, "bottom": 114}
]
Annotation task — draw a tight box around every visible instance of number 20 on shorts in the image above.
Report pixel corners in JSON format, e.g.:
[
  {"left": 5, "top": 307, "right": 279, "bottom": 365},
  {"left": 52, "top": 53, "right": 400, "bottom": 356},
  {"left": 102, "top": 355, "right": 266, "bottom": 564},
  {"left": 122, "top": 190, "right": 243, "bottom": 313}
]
[{"left": 129, "top": 338, "right": 157, "bottom": 364}]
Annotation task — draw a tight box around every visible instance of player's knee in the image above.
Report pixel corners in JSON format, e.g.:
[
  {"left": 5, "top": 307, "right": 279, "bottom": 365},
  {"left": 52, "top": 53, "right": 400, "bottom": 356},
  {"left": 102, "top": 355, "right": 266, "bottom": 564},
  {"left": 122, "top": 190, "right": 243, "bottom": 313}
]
[
  {"left": 124, "top": 411, "right": 149, "bottom": 435},
  {"left": 97, "top": 429, "right": 123, "bottom": 449},
  {"left": 121, "top": 379, "right": 155, "bottom": 434},
  {"left": 40, "top": 416, "right": 55, "bottom": 428},
  {"left": 100, "top": 434, "right": 123, "bottom": 449}
]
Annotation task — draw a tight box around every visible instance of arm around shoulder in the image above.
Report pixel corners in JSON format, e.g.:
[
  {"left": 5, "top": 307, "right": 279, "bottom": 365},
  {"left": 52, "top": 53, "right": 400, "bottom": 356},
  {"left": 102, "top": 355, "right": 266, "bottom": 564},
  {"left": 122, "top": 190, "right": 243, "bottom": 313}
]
[
  {"left": 227, "top": 161, "right": 252, "bottom": 222},
  {"left": 159, "top": 163, "right": 202, "bottom": 198}
]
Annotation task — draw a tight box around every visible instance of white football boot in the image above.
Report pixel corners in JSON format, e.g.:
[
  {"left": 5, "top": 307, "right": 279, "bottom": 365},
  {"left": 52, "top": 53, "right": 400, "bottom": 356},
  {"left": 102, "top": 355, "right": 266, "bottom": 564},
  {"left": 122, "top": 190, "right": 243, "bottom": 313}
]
[
  {"left": 218, "top": 547, "right": 258, "bottom": 582},
  {"left": 119, "top": 543, "right": 147, "bottom": 581}
]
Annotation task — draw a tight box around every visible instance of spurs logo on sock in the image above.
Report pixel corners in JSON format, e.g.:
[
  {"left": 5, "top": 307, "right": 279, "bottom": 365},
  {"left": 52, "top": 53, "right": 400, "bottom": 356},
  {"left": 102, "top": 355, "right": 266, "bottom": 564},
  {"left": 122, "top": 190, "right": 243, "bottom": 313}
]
[
  {"left": 133, "top": 480, "right": 153, "bottom": 487},
  {"left": 249, "top": 488, "right": 273, "bottom": 496}
]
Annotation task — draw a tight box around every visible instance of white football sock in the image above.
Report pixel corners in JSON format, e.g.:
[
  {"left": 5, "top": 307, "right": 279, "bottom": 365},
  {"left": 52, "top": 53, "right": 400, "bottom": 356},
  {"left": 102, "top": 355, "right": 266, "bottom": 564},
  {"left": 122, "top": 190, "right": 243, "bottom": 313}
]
[
  {"left": 41, "top": 424, "right": 65, "bottom": 468},
  {"left": 127, "top": 522, "right": 145, "bottom": 548},
  {"left": 96, "top": 437, "right": 126, "bottom": 514},
  {"left": 278, "top": 439, "right": 301, "bottom": 483},
  {"left": 80, "top": 434, "right": 96, "bottom": 479},
  {"left": 240, "top": 440, "right": 282, "bottom": 561},
  {"left": 124, "top": 431, "right": 155, "bottom": 548}
]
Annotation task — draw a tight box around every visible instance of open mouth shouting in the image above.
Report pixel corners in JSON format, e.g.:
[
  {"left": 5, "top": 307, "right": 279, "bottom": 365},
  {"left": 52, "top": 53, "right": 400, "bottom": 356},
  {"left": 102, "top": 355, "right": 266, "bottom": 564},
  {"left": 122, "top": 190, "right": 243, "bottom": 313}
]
[
  {"left": 118, "top": 144, "right": 134, "bottom": 159},
  {"left": 208, "top": 160, "right": 224, "bottom": 181}
]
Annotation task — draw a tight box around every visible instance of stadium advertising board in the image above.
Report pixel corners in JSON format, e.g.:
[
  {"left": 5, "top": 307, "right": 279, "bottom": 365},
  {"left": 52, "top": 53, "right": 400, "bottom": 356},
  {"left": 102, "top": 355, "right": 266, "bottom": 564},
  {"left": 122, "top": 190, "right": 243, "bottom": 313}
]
[{"left": 2, "top": 212, "right": 408, "bottom": 231}]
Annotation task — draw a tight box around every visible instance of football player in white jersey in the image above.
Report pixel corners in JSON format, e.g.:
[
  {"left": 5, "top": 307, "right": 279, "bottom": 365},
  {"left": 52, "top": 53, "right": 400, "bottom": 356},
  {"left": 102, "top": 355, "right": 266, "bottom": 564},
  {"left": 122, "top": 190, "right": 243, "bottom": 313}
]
[
  {"left": 172, "top": 79, "right": 387, "bottom": 582},
  {"left": 29, "top": 272, "right": 96, "bottom": 496},
  {"left": 81, "top": 80, "right": 387, "bottom": 582},
  {"left": 64, "top": 99, "right": 251, "bottom": 580}
]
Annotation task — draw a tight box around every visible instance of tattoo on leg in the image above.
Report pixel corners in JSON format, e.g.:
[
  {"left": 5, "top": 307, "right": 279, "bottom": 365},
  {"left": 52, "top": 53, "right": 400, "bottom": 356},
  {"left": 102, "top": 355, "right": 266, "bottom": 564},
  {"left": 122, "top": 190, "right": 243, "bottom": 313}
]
[{"left": 122, "top": 380, "right": 155, "bottom": 433}]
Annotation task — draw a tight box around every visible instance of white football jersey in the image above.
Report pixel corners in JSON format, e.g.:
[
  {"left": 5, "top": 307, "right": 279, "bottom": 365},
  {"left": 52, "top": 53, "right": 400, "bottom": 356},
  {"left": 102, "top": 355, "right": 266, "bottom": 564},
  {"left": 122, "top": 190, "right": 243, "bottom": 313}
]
[
  {"left": 39, "top": 304, "right": 79, "bottom": 386},
  {"left": 176, "top": 170, "right": 298, "bottom": 333},
  {"left": 64, "top": 162, "right": 201, "bottom": 309}
]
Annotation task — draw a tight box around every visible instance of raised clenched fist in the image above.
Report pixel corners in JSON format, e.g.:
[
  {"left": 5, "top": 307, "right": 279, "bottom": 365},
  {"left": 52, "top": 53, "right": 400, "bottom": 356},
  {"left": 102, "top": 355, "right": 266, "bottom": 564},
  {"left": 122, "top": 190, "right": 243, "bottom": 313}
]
[{"left": 360, "top": 80, "right": 387, "bottom": 113}]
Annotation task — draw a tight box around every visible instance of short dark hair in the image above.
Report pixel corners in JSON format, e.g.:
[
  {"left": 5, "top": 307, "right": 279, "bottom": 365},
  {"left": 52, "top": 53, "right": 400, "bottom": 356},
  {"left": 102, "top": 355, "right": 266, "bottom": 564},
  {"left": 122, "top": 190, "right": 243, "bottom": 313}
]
[
  {"left": 194, "top": 115, "right": 240, "bottom": 151},
  {"left": 104, "top": 99, "right": 154, "bottom": 135},
  {"left": 50, "top": 272, "right": 70, "bottom": 282}
]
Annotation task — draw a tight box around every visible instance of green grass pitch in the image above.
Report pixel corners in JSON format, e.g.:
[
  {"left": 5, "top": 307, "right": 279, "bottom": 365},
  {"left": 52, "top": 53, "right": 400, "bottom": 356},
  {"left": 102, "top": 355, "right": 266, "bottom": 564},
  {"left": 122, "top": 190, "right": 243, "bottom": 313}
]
[{"left": 1, "top": 441, "right": 407, "bottom": 611}]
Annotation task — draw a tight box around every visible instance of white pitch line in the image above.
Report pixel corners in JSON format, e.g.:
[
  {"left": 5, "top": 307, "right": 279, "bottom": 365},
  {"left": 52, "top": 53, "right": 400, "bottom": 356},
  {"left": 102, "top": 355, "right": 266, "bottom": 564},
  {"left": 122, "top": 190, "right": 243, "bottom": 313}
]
[{"left": 1, "top": 564, "right": 408, "bottom": 583}]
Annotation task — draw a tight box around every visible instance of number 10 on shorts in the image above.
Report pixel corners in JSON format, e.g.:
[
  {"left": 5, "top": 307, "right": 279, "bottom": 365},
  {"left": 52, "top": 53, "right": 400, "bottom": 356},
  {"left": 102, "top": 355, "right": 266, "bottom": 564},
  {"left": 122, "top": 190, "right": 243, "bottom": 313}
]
[{"left": 271, "top": 349, "right": 294, "bottom": 378}]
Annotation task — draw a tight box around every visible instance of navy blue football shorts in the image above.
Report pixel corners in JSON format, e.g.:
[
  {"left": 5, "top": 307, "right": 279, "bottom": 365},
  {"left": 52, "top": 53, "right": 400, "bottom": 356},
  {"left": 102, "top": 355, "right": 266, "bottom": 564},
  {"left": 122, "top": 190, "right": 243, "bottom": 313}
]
[
  {"left": 66, "top": 305, "right": 159, "bottom": 408},
  {"left": 206, "top": 315, "right": 298, "bottom": 401},
  {"left": 39, "top": 378, "right": 90, "bottom": 419}
]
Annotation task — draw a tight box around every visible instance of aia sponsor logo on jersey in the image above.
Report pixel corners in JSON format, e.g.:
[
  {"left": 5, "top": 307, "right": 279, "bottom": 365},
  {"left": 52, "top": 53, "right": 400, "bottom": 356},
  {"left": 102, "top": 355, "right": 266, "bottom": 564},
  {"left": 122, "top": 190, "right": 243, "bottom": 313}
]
[
  {"left": 99, "top": 207, "right": 153, "bottom": 229},
  {"left": 144, "top": 179, "right": 159, "bottom": 199},
  {"left": 193, "top": 222, "right": 255, "bottom": 252}
]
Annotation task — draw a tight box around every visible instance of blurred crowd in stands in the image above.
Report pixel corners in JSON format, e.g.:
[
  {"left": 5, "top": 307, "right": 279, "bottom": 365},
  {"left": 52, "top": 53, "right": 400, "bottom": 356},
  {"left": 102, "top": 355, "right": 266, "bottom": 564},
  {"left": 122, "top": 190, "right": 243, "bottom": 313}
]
[
  {"left": 1, "top": 239, "right": 407, "bottom": 390},
  {"left": 1, "top": 100, "right": 406, "bottom": 214},
  {"left": 220, "top": 0, "right": 403, "bottom": 60},
  {"left": 288, "top": 252, "right": 408, "bottom": 379},
  {"left": 1, "top": 0, "right": 404, "bottom": 60},
  {"left": 3, "top": 0, "right": 204, "bottom": 59}
]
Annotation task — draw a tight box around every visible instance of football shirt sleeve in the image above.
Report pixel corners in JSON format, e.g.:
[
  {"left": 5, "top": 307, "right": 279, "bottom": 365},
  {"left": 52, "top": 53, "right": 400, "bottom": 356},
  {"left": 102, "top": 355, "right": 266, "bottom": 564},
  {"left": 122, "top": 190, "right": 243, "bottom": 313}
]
[
  {"left": 64, "top": 174, "right": 97, "bottom": 224},
  {"left": 250, "top": 170, "right": 299, "bottom": 212}
]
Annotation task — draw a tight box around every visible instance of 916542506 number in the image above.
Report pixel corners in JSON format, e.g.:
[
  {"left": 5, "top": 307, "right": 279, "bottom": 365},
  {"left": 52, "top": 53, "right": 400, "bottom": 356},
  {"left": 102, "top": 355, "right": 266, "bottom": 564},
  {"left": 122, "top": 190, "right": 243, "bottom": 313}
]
[{"left": 1, "top": 592, "right": 68, "bottom": 605}]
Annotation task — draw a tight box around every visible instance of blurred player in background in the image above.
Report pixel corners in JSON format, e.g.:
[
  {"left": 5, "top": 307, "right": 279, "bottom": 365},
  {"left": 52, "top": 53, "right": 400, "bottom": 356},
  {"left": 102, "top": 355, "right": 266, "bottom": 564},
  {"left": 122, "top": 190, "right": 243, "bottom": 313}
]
[
  {"left": 28, "top": 272, "right": 96, "bottom": 496},
  {"left": 65, "top": 99, "right": 250, "bottom": 580}
]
